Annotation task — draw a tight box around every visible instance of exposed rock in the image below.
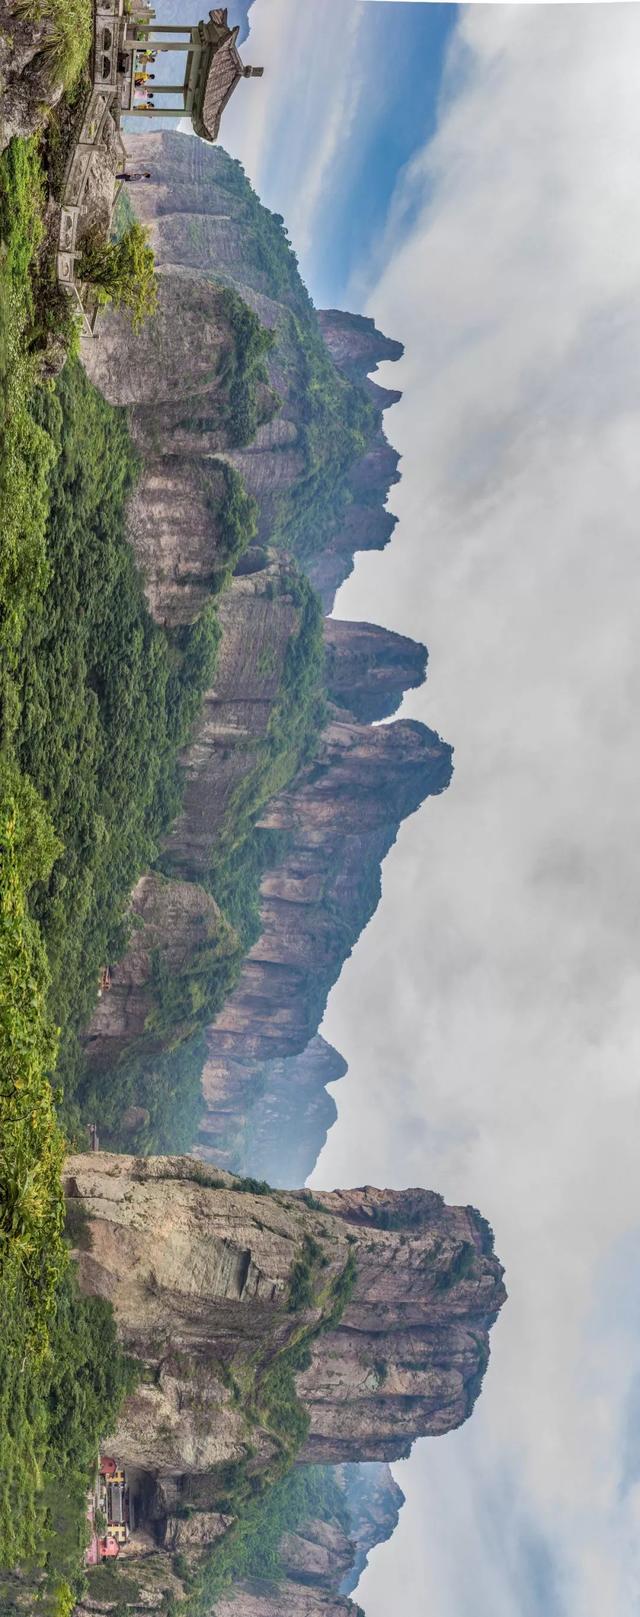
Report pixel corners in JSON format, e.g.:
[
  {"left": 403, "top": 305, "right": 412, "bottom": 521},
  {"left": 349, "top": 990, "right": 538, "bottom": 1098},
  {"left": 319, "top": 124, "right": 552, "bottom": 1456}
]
[
  {"left": 162, "top": 554, "right": 303, "bottom": 872},
  {"left": 215, "top": 1585, "right": 361, "bottom": 1617},
  {"left": 338, "top": 1463, "right": 405, "bottom": 1595},
  {"left": 324, "top": 618, "right": 427, "bottom": 724},
  {"left": 123, "top": 455, "right": 248, "bottom": 628},
  {"left": 0, "top": 4, "right": 65, "bottom": 150},
  {"left": 66, "top": 1152, "right": 505, "bottom": 1485},
  {"left": 316, "top": 309, "right": 404, "bottom": 386},
  {"left": 86, "top": 131, "right": 404, "bottom": 612},
  {"left": 195, "top": 717, "right": 451, "bottom": 1172},
  {"left": 83, "top": 873, "right": 235, "bottom": 1071},
  {"left": 279, "top": 1518, "right": 354, "bottom": 1589},
  {"left": 82, "top": 272, "right": 238, "bottom": 412}
]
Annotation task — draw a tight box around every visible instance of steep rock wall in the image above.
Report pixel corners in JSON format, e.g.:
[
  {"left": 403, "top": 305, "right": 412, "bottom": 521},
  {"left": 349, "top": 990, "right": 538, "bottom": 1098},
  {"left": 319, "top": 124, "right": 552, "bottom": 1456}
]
[
  {"left": 65, "top": 1153, "right": 505, "bottom": 1481},
  {"left": 195, "top": 718, "right": 451, "bottom": 1172},
  {"left": 93, "top": 131, "right": 404, "bottom": 611}
]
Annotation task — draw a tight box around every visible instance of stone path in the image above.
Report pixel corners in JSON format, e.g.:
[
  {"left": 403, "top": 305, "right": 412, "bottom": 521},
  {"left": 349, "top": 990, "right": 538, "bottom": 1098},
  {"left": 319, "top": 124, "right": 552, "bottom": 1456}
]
[{"left": 56, "top": 0, "right": 144, "bottom": 333}]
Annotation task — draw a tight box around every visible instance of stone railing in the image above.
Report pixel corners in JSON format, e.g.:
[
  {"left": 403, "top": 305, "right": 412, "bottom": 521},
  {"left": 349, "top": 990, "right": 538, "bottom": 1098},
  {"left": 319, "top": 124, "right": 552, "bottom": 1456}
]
[{"left": 56, "top": 0, "right": 128, "bottom": 335}]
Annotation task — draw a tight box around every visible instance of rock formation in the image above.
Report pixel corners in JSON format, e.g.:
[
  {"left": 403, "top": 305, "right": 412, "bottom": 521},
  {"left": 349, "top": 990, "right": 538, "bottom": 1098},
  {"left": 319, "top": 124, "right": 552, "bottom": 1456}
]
[
  {"left": 83, "top": 130, "right": 404, "bottom": 612},
  {"left": 0, "top": 3, "right": 65, "bottom": 150},
  {"left": 65, "top": 1151, "right": 505, "bottom": 1489},
  {"left": 203, "top": 716, "right": 450, "bottom": 1065},
  {"left": 323, "top": 618, "right": 427, "bottom": 725},
  {"left": 338, "top": 1464, "right": 405, "bottom": 1595}
]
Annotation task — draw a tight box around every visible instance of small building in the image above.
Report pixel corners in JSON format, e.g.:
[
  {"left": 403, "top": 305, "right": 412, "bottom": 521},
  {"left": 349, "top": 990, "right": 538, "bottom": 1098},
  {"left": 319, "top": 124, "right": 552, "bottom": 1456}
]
[
  {"left": 121, "top": 5, "right": 264, "bottom": 140},
  {"left": 99, "top": 1456, "right": 130, "bottom": 1547}
]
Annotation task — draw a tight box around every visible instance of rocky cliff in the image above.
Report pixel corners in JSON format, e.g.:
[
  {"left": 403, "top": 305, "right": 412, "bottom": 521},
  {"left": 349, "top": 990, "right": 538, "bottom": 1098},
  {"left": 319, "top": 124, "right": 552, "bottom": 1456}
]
[
  {"left": 89, "top": 130, "right": 403, "bottom": 611},
  {"left": 76, "top": 131, "right": 447, "bottom": 1204},
  {"left": 202, "top": 714, "right": 450, "bottom": 1069},
  {"left": 195, "top": 714, "right": 450, "bottom": 1175},
  {"left": 82, "top": 585, "right": 446, "bottom": 1173},
  {"left": 66, "top": 1152, "right": 505, "bottom": 1488},
  {"left": 324, "top": 618, "right": 426, "bottom": 725},
  {"left": 0, "top": 3, "right": 65, "bottom": 150},
  {"left": 338, "top": 1463, "right": 405, "bottom": 1595}
]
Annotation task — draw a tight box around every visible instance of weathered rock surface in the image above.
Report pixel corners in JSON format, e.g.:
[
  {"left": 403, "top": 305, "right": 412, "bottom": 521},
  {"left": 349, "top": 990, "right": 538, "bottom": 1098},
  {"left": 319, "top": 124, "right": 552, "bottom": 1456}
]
[
  {"left": 195, "top": 717, "right": 451, "bottom": 1173},
  {"left": 0, "top": 4, "right": 64, "bottom": 149},
  {"left": 323, "top": 618, "right": 426, "bottom": 724},
  {"left": 216, "top": 1586, "right": 361, "bottom": 1617},
  {"left": 316, "top": 309, "right": 404, "bottom": 387},
  {"left": 66, "top": 1153, "right": 505, "bottom": 1485},
  {"left": 337, "top": 1464, "right": 405, "bottom": 1595},
  {"left": 87, "top": 131, "right": 404, "bottom": 612},
  {"left": 83, "top": 872, "right": 235, "bottom": 1070},
  {"left": 82, "top": 272, "right": 238, "bottom": 411}
]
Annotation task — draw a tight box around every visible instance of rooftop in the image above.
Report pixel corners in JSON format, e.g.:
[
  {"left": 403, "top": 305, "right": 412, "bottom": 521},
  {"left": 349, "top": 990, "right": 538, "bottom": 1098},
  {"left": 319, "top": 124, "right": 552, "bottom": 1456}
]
[{"left": 192, "top": 8, "right": 263, "bottom": 142}]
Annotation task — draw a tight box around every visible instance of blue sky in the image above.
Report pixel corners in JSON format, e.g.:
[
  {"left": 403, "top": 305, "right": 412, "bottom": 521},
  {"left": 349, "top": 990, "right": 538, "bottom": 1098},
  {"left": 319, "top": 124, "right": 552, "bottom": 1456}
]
[
  {"left": 134, "top": 2, "right": 455, "bottom": 305},
  {"left": 221, "top": 0, "right": 457, "bottom": 306},
  {"left": 258, "top": 2, "right": 456, "bottom": 307}
]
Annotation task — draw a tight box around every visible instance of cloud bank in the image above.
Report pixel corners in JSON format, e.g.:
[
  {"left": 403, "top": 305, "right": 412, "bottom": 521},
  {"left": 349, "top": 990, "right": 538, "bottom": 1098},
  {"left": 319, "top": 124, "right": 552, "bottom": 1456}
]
[{"left": 313, "top": 6, "right": 640, "bottom": 1614}]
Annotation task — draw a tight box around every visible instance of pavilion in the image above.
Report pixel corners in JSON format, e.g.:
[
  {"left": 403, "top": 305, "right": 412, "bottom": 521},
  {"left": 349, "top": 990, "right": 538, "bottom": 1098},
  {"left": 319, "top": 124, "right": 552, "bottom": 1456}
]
[{"left": 120, "top": 5, "right": 264, "bottom": 139}]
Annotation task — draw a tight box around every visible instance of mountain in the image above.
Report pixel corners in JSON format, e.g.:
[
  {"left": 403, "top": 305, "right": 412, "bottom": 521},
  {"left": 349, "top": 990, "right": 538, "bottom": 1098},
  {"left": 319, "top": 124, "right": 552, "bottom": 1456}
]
[
  {"left": 107, "top": 131, "right": 404, "bottom": 610},
  {"left": 77, "top": 132, "right": 447, "bottom": 1171},
  {"left": 66, "top": 1153, "right": 504, "bottom": 1611}
]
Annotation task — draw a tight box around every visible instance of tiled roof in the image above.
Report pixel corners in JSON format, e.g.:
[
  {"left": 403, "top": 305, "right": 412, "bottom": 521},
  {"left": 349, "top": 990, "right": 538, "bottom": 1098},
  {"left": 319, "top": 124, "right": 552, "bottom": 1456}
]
[{"left": 195, "top": 33, "right": 243, "bottom": 142}]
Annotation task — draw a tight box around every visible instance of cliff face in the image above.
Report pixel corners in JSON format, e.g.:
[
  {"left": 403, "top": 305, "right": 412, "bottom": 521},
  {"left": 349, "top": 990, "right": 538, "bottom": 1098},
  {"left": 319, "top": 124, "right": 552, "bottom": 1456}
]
[
  {"left": 90, "top": 131, "right": 404, "bottom": 611},
  {"left": 323, "top": 618, "right": 426, "bottom": 724},
  {"left": 195, "top": 716, "right": 451, "bottom": 1173},
  {"left": 0, "top": 4, "right": 65, "bottom": 150},
  {"left": 338, "top": 1464, "right": 405, "bottom": 1595},
  {"left": 198, "top": 1035, "right": 347, "bottom": 1183},
  {"left": 205, "top": 717, "right": 449, "bottom": 1067},
  {"left": 83, "top": 873, "right": 236, "bottom": 1072},
  {"left": 215, "top": 1587, "right": 360, "bottom": 1617},
  {"left": 66, "top": 1152, "right": 505, "bottom": 1485}
]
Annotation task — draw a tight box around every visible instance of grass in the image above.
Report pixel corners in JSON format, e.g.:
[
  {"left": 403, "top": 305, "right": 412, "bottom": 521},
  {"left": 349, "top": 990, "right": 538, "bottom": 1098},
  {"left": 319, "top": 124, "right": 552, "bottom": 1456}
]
[{"left": 12, "top": 0, "right": 92, "bottom": 94}]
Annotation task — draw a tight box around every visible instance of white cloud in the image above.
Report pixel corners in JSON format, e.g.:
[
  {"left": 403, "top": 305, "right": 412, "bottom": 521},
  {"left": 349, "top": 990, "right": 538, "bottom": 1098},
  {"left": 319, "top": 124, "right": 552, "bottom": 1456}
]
[
  {"left": 313, "top": 6, "right": 640, "bottom": 1613},
  {"left": 221, "top": 0, "right": 367, "bottom": 256}
]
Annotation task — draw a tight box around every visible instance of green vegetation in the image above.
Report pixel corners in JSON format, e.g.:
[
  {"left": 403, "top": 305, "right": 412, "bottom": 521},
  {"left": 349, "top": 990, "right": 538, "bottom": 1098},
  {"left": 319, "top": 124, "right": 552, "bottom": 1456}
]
[
  {"left": 436, "top": 1240, "right": 476, "bottom": 1291},
  {"left": 288, "top": 1234, "right": 323, "bottom": 1312},
  {"left": 96, "top": 569, "right": 325, "bottom": 1154},
  {"left": 0, "top": 138, "right": 60, "bottom": 710},
  {"left": 269, "top": 307, "right": 374, "bottom": 562},
  {"left": 186, "top": 143, "right": 376, "bottom": 562},
  {"left": 216, "top": 285, "right": 277, "bottom": 445},
  {"left": 13, "top": 0, "right": 92, "bottom": 93},
  {"left": 205, "top": 459, "right": 259, "bottom": 582},
  {"left": 0, "top": 770, "right": 65, "bottom": 1343},
  {"left": 2, "top": 360, "right": 233, "bottom": 1132},
  {"left": 188, "top": 1465, "right": 350, "bottom": 1612},
  {"left": 0, "top": 1264, "right": 135, "bottom": 1607},
  {"left": 77, "top": 220, "right": 158, "bottom": 331},
  {"left": 209, "top": 573, "right": 326, "bottom": 880}
]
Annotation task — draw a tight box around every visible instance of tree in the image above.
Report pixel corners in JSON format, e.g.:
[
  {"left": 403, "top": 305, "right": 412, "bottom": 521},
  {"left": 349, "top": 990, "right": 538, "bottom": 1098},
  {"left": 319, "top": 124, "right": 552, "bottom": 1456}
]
[{"left": 77, "top": 221, "right": 158, "bottom": 331}]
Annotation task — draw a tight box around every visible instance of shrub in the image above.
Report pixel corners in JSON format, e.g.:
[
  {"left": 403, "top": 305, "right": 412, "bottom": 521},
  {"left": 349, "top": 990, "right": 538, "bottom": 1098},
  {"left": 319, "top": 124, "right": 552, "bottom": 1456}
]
[
  {"left": 0, "top": 766, "right": 65, "bottom": 1342},
  {"left": 78, "top": 221, "right": 158, "bottom": 330}
]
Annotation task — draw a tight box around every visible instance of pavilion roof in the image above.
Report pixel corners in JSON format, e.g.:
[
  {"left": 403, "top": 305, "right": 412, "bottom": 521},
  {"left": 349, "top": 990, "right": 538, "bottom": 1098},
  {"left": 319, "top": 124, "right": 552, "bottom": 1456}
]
[{"left": 191, "top": 9, "right": 261, "bottom": 143}]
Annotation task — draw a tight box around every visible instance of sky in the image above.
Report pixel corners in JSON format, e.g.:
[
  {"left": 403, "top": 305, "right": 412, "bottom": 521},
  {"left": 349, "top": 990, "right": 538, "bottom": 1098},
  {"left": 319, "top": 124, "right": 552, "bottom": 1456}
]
[
  {"left": 220, "top": 0, "right": 456, "bottom": 306},
  {"left": 157, "top": 3, "right": 640, "bottom": 1614},
  {"left": 214, "top": 3, "right": 640, "bottom": 1617}
]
